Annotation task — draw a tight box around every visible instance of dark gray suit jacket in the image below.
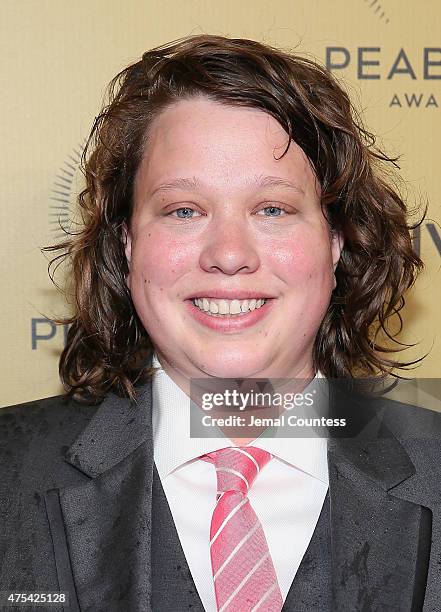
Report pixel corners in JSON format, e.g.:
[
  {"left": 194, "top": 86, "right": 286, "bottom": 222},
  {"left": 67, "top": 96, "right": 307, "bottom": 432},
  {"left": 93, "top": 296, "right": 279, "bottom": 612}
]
[{"left": 1, "top": 379, "right": 441, "bottom": 611}]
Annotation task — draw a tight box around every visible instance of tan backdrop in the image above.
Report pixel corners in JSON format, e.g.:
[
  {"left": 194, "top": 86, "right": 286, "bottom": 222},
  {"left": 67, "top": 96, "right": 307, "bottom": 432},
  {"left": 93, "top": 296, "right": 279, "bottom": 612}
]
[{"left": 1, "top": 0, "right": 440, "bottom": 408}]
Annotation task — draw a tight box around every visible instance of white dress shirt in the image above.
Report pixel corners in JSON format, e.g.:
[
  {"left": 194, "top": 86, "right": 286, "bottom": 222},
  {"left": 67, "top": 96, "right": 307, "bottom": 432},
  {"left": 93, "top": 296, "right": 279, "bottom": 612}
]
[{"left": 151, "top": 354, "right": 329, "bottom": 611}]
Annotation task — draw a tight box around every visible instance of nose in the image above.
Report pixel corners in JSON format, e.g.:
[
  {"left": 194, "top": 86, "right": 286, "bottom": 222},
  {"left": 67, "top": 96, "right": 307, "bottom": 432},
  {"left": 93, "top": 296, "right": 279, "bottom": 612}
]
[{"left": 199, "top": 215, "right": 260, "bottom": 275}]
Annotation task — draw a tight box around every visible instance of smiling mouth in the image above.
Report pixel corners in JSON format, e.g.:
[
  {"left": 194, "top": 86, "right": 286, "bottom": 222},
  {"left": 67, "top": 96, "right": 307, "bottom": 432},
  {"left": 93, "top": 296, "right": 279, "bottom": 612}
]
[{"left": 191, "top": 297, "right": 269, "bottom": 317}]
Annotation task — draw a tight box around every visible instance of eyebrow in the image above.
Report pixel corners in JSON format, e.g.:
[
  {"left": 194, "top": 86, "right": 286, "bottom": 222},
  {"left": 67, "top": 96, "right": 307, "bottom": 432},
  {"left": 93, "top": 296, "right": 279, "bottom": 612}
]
[{"left": 149, "top": 174, "right": 305, "bottom": 197}]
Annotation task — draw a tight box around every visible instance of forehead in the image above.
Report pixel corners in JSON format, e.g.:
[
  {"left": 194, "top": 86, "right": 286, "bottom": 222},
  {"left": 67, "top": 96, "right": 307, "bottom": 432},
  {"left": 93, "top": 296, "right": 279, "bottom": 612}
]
[{"left": 135, "top": 97, "right": 319, "bottom": 197}]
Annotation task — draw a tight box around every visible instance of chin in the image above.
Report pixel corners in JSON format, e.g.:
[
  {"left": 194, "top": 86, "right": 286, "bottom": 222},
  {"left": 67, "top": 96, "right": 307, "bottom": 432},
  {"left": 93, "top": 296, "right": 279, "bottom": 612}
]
[{"left": 197, "top": 353, "right": 268, "bottom": 379}]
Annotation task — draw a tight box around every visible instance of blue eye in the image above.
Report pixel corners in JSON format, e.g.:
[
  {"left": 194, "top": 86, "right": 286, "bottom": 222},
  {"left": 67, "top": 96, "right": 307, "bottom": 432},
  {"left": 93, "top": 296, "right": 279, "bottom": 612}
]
[
  {"left": 172, "top": 207, "right": 198, "bottom": 219},
  {"left": 259, "top": 206, "right": 286, "bottom": 216}
]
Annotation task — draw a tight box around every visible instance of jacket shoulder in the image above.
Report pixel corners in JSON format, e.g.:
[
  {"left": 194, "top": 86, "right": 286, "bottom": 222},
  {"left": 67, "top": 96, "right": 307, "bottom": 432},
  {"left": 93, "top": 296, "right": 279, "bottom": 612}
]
[
  {"left": 0, "top": 395, "right": 99, "bottom": 480},
  {"left": 1, "top": 394, "right": 98, "bottom": 443},
  {"left": 378, "top": 398, "right": 441, "bottom": 479},
  {"left": 380, "top": 397, "right": 441, "bottom": 439}
]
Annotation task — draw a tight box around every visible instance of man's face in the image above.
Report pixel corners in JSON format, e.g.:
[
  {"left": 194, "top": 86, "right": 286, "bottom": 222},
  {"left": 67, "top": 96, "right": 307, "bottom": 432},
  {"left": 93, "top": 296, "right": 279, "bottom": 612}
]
[{"left": 126, "top": 97, "right": 342, "bottom": 382}]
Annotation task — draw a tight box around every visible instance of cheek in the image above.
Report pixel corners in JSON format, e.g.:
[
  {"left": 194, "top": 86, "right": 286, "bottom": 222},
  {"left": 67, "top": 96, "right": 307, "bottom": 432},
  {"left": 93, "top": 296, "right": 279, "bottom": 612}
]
[
  {"left": 131, "top": 231, "right": 196, "bottom": 291},
  {"left": 270, "top": 242, "right": 311, "bottom": 272},
  {"left": 268, "top": 231, "right": 331, "bottom": 281}
]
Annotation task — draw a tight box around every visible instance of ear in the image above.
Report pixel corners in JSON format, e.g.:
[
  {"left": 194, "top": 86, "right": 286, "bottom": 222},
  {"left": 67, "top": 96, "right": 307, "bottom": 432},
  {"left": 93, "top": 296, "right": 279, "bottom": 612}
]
[
  {"left": 330, "top": 229, "right": 344, "bottom": 271},
  {"left": 122, "top": 222, "right": 132, "bottom": 288}
]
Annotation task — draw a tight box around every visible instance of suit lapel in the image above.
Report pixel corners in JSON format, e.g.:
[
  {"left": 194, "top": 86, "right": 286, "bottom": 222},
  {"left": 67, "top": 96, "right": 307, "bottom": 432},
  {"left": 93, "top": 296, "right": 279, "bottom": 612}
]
[
  {"left": 45, "top": 382, "right": 155, "bottom": 612},
  {"left": 381, "top": 421, "right": 441, "bottom": 612},
  {"left": 327, "top": 382, "right": 435, "bottom": 611}
]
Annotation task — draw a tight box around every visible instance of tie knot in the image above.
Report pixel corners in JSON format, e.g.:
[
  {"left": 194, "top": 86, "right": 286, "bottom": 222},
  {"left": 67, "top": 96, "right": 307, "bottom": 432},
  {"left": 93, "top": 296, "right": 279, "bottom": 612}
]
[{"left": 202, "top": 446, "right": 272, "bottom": 496}]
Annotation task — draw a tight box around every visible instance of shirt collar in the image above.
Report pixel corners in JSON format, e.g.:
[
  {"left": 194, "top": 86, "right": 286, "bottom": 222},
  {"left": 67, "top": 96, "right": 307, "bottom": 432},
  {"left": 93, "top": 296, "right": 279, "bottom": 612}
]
[{"left": 151, "top": 353, "right": 329, "bottom": 484}]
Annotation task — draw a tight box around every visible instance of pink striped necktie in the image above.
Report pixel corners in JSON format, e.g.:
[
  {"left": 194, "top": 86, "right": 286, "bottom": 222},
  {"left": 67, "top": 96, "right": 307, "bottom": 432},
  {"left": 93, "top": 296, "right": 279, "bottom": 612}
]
[{"left": 201, "top": 446, "right": 283, "bottom": 612}]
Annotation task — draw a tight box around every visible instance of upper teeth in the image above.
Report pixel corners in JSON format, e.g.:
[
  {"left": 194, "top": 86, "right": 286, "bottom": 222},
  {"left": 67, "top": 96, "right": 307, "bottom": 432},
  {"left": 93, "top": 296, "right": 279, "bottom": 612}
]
[{"left": 193, "top": 298, "right": 267, "bottom": 315}]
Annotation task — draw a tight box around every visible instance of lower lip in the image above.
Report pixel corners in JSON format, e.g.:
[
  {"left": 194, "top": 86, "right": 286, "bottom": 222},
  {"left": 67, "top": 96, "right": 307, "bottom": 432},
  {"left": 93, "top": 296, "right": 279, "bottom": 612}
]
[{"left": 185, "top": 299, "right": 274, "bottom": 332}]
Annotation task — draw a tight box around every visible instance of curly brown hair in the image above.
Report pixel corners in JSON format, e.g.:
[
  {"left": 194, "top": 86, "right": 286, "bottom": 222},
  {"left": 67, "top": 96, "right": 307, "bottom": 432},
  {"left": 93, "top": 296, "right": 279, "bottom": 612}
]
[{"left": 46, "top": 34, "right": 424, "bottom": 403}]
